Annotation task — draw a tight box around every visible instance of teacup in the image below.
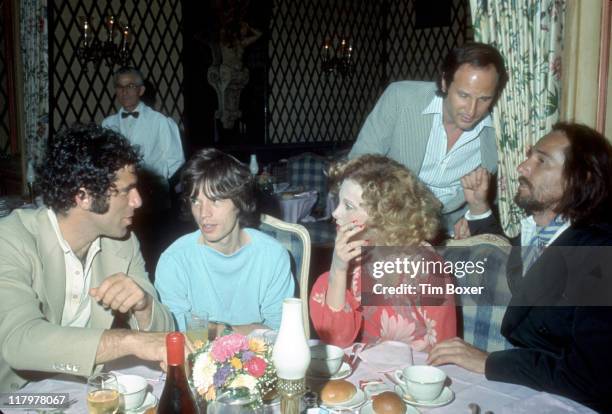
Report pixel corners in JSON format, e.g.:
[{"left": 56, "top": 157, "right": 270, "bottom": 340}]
[
  {"left": 117, "top": 374, "right": 148, "bottom": 410},
  {"left": 394, "top": 365, "right": 446, "bottom": 402},
  {"left": 308, "top": 343, "right": 344, "bottom": 377}
]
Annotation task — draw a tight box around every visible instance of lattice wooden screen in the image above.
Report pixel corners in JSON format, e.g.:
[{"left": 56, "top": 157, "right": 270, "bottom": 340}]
[
  {"left": 268, "top": 0, "right": 470, "bottom": 145},
  {"left": 49, "top": 0, "right": 183, "bottom": 133}
]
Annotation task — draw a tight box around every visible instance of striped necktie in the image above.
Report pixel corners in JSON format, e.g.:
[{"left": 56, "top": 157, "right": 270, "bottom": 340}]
[{"left": 521, "top": 215, "right": 565, "bottom": 273}]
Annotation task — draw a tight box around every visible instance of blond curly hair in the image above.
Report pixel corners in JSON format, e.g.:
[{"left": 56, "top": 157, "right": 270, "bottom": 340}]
[{"left": 329, "top": 154, "right": 442, "bottom": 245}]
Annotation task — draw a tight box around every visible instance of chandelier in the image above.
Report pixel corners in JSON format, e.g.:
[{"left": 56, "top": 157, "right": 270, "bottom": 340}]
[
  {"left": 76, "top": 15, "right": 131, "bottom": 69},
  {"left": 321, "top": 38, "right": 353, "bottom": 77}
]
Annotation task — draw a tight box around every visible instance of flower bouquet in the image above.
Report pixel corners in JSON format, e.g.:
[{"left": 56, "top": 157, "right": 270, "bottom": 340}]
[{"left": 189, "top": 332, "right": 277, "bottom": 408}]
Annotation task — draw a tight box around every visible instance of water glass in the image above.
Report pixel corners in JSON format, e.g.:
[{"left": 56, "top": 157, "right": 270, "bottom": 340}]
[
  {"left": 86, "top": 373, "right": 120, "bottom": 414},
  {"left": 185, "top": 310, "right": 209, "bottom": 349},
  {"left": 207, "top": 391, "right": 263, "bottom": 414}
]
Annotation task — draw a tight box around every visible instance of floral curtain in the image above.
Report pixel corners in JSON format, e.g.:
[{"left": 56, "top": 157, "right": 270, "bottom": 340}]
[
  {"left": 20, "top": 0, "right": 48, "bottom": 170},
  {"left": 469, "top": 0, "right": 566, "bottom": 237}
]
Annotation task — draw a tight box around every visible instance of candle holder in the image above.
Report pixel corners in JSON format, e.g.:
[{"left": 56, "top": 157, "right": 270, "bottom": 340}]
[
  {"left": 277, "top": 378, "right": 306, "bottom": 414},
  {"left": 321, "top": 37, "right": 353, "bottom": 77},
  {"left": 76, "top": 15, "right": 132, "bottom": 70}
]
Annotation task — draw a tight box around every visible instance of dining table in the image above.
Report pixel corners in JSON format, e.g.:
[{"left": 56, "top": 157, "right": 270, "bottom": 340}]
[
  {"left": 275, "top": 190, "right": 319, "bottom": 224},
  {"left": 1, "top": 340, "right": 595, "bottom": 414}
]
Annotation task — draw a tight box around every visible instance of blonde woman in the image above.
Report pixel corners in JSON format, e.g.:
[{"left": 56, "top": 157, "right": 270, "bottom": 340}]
[{"left": 310, "top": 155, "right": 456, "bottom": 349}]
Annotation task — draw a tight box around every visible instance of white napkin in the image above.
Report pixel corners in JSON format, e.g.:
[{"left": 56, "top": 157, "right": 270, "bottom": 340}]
[{"left": 357, "top": 340, "right": 413, "bottom": 372}]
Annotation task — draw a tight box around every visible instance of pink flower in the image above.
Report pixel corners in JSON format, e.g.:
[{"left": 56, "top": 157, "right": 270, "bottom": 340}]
[
  {"left": 211, "top": 333, "right": 249, "bottom": 362},
  {"left": 379, "top": 309, "right": 417, "bottom": 344},
  {"left": 244, "top": 356, "right": 267, "bottom": 378}
]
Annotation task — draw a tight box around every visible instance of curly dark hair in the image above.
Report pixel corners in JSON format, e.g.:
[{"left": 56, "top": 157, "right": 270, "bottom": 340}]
[
  {"left": 181, "top": 148, "right": 257, "bottom": 227},
  {"left": 553, "top": 122, "right": 612, "bottom": 225},
  {"left": 38, "top": 123, "right": 141, "bottom": 214},
  {"left": 436, "top": 42, "right": 508, "bottom": 105},
  {"left": 329, "top": 154, "right": 442, "bottom": 246}
]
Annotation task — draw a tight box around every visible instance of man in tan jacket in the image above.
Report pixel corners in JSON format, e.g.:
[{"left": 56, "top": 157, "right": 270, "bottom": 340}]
[{"left": 0, "top": 123, "right": 174, "bottom": 392}]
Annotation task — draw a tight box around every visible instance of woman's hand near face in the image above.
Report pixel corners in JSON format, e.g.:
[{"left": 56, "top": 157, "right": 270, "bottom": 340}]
[{"left": 326, "top": 222, "right": 368, "bottom": 310}]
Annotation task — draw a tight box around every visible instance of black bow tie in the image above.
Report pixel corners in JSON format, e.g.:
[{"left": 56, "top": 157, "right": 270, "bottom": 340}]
[{"left": 121, "top": 111, "right": 139, "bottom": 119}]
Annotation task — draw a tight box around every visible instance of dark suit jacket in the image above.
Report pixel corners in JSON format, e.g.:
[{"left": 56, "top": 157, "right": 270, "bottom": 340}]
[{"left": 469, "top": 216, "right": 612, "bottom": 412}]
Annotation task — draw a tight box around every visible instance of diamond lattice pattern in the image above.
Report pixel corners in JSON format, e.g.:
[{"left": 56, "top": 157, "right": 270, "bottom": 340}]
[
  {"left": 50, "top": 0, "right": 183, "bottom": 133},
  {"left": 268, "top": 0, "right": 470, "bottom": 145}
]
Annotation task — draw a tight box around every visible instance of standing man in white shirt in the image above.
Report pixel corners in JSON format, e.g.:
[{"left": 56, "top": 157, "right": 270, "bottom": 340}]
[
  {"left": 349, "top": 43, "right": 507, "bottom": 233},
  {"left": 103, "top": 67, "right": 185, "bottom": 272},
  {"left": 102, "top": 67, "right": 185, "bottom": 207}
]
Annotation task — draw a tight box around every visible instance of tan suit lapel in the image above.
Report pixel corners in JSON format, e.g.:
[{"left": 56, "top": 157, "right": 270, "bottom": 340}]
[{"left": 36, "top": 210, "right": 67, "bottom": 324}]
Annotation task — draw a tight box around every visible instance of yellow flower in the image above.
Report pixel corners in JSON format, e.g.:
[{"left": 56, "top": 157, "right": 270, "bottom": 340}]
[
  {"left": 248, "top": 338, "right": 266, "bottom": 354},
  {"left": 205, "top": 385, "right": 216, "bottom": 401},
  {"left": 193, "top": 339, "right": 205, "bottom": 349},
  {"left": 230, "top": 357, "right": 242, "bottom": 369}
]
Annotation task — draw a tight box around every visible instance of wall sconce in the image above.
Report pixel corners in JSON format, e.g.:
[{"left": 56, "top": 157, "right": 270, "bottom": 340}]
[
  {"left": 321, "top": 38, "right": 353, "bottom": 76},
  {"left": 76, "top": 15, "right": 131, "bottom": 69}
]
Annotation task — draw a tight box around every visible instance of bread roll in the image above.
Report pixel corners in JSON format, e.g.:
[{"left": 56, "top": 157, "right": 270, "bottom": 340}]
[
  {"left": 372, "top": 391, "right": 406, "bottom": 414},
  {"left": 320, "top": 379, "right": 357, "bottom": 404}
]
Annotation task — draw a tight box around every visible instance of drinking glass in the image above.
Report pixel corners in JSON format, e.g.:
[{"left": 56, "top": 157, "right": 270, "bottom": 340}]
[
  {"left": 207, "top": 390, "right": 263, "bottom": 414},
  {"left": 86, "top": 373, "right": 120, "bottom": 414},
  {"left": 185, "top": 310, "right": 209, "bottom": 349}
]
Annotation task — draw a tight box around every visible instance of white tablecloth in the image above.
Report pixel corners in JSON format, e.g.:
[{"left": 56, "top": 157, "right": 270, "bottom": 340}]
[
  {"left": 343, "top": 349, "right": 595, "bottom": 414},
  {"left": 277, "top": 190, "right": 318, "bottom": 223},
  {"left": 3, "top": 348, "right": 595, "bottom": 413}
]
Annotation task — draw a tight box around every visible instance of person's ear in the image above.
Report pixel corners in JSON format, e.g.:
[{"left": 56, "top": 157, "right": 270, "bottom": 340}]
[
  {"left": 441, "top": 75, "right": 448, "bottom": 93},
  {"left": 75, "top": 188, "right": 92, "bottom": 210},
  {"left": 138, "top": 84, "right": 145, "bottom": 98}
]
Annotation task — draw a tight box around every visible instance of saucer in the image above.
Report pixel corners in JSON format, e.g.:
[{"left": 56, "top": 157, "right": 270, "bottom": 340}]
[
  {"left": 363, "top": 383, "right": 392, "bottom": 399},
  {"left": 307, "top": 361, "right": 352, "bottom": 380},
  {"left": 322, "top": 388, "right": 366, "bottom": 409},
  {"left": 360, "top": 400, "right": 420, "bottom": 414},
  {"left": 394, "top": 385, "right": 454, "bottom": 407},
  {"left": 124, "top": 392, "right": 157, "bottom": 413}
]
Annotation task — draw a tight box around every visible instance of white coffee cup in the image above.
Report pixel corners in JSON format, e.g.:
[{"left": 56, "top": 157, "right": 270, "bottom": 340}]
[
  {"left": 117, "top": 374, "right": 148, "bottom": 410},
  {"left": 394, "top": 365, "right": 446, "bottom": 401},
  {"left": 308, "top": 343, "right": 344, "bottom": 377}
]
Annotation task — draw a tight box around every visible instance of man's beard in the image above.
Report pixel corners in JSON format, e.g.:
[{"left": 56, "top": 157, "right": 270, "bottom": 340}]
[{"left": 514, "top": 178, "right": 554, "bottom": 214}]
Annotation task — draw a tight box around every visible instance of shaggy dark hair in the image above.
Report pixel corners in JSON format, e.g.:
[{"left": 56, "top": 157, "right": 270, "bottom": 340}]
[
  {"left": 181, "top": 148, "right": 257, "bottom": 227},
  {"left": 553, "top": 122, "right": 612, "bottom": 225},
  {"left": 38, "top": 123, "right": 141, "bottom": 214},
  {"left": 436, "top": 42, "right": 508, "bottom": 105}
]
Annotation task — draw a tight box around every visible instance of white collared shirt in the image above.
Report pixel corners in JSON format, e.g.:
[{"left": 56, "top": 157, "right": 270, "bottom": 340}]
[
  {"left": 47, "top": 209, "right": 101, "bottom": 327},
  {"left": 418, "top": 96, "right": 492, "bottom": 208}
]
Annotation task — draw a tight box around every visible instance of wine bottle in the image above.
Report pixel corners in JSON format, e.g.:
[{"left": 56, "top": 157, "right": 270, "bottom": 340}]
[{"left": 158, "top": 332, "right": 199, "bottom": 413}]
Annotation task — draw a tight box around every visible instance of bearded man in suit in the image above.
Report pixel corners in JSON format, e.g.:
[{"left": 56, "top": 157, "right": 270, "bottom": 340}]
[
  {"left": 428, "top": 123, "right": 612, "bottom": 412},
  {"left": 0, "top": 123, "right": 174, "bottom": 392}
]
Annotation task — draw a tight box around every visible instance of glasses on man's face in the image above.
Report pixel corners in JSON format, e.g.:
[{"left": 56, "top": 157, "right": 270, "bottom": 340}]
[{"left": 115, "top": 83, "right": 141, "bottom": 91}]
